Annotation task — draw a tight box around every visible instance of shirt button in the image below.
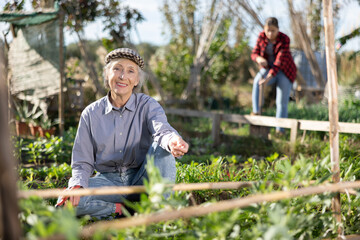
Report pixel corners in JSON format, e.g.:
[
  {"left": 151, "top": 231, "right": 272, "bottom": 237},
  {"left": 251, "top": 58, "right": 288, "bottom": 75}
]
[
  {"left": 119, "top": 150, "right": 122, "bottom": 153},
  {"left": 120, "top": 132, "right": 122, "bottom": 135},
  {"left": 120, "top": 115, "right": 123, "bottom": 118}
]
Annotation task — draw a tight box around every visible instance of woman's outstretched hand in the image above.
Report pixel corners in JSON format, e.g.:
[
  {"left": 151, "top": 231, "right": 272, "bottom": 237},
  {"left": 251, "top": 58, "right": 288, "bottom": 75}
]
[{"left": 169, "top": 135, "right": 189, "bottom": 158}]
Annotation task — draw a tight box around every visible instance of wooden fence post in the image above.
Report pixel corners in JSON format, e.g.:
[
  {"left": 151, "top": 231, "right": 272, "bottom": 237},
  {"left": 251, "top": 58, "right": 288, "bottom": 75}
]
[
  {"left": 323, "top": 0, "right": 341, "bottom": 235},
  {"left": 211, "top": 113, "right": 221, "bottom": 146},
  {"left": 58, "top": 6, "right": 65, "bottom": 136},
  {"left": 0, "top": 39, "right": 21, "bottom": 240},
  {"left": 290, "top": 120, "right": 299, "bottom": 144}
]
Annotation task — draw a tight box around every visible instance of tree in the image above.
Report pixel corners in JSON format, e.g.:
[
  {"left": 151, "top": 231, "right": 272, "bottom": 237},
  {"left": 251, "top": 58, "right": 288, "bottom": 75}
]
[
  {"left": 3, "top": 0, "right": 25, "bottom": 11},
  {"left": 287, "top": 0, "right": 326, "bottom": 87},
  {"left": 157, "top": 0, "right": 252, "bottom": 108},
  {"left": 180, "top": 0, "right": 226, "bottom": 101},
  {"left": 337, "top": 0, "right": 360, "bottom": 59},
  {"left": 161, "top": 0, "right": 229, "bottom": 105},
  {"left": 338, "top": 27, "right": 360, "bottom": 59},
  {"left": 58, "top": 0, "right": 144, "bottom": 97}
]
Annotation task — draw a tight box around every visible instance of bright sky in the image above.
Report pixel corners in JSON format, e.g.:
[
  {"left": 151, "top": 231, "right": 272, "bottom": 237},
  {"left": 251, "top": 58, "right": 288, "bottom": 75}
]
[{"left": 0, "top": 0, "right": 359, "bottom": 51}]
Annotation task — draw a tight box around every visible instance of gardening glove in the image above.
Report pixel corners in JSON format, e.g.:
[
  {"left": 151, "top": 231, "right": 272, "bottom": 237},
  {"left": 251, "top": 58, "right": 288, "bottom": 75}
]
[{"left": 55, "top": 185, "right": 82, "bottom": 208}]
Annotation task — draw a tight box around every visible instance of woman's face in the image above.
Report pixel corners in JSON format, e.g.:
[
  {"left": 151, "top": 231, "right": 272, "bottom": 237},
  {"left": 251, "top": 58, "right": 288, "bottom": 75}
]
[
  {"left": 107, "top": 58, "right": 139, "bottom": 99},
  {"left": 264, "top": 25, "right": 279, "bottom": 42}
]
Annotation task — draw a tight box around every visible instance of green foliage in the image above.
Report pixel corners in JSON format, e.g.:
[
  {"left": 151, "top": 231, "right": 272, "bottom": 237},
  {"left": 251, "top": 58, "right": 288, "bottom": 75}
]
[
  {"left": 18, "top": 152, "right": 360, "bottom": 239},
  {"left": 3, "top": 0, "right": 25, "bottom": 11},
  {"left": 338, "top": 27, "right": 360, "bottom": 53},
  {"left": 19, "top": 196, "right": 81, "bottom": 240},
  {"left": 60, "top": 0, "right": 144, "bottom": 47},
  {"left": 101, "top": 1, "right": 144, "bottom": 49},
  {"left": 14, "top": 127, "right": 76, "bottom": 165},
  {"left": 150, "top": 43, "right": 193, "bottom": 97},
  {"left": 20, "top": 163, "right": 72, "bottom": 189},
  {"left": 13, "top": 100, "right": 42, "bottom": 123}
]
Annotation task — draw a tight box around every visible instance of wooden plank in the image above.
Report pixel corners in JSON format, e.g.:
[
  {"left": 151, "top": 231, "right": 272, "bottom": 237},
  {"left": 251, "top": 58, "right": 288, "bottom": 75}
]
[
  {"left": 243, "top": 115, "right": 298, "bottom": 128},
  {"left": 166, "top": 108, "right": 360, "bottom": 137},
  {"left": 222, "top": 114, "right": 298, "bottom": 128},
  {"left": 165, "top": 108, "right": 213, "bottom": 118},
  {"left": 299, "top": 119, "right": 329, "bottom": 131},
  {"left": 300, "top": 120, "right": 360, "bottom": 133},
  {"left": 211, "top": 114, "right": 221, "bottom": 146},
  {"left": 338, "top": 122, "right": 360, "bottom": 133}
]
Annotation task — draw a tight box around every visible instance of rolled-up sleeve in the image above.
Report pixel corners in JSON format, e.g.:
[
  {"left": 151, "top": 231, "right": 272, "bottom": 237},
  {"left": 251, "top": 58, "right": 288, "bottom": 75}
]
[
  {"left": 68, "top": 111, "right": 95, "bottom": 188},
  {"left": 146, "top": 99, "right": 179, "bottom": 152}
]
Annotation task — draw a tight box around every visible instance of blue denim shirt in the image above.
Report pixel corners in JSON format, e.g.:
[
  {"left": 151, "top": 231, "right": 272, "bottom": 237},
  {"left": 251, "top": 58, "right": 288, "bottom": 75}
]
[{"left": 68, "top": 93, "right": 179, "bottom": 188}]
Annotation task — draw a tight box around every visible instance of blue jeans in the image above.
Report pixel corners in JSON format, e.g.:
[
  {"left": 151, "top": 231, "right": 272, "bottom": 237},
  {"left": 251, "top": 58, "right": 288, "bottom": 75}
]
[
  {"left": 252, "top": 68, "right": 293, "bottom": 132},
  {"left": 75, "top": 142, "right": 176, "bottom": 219}
]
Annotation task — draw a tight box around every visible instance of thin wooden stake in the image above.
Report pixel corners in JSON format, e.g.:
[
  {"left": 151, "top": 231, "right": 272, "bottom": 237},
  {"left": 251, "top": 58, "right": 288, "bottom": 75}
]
[
  {"left": 323, "top": 0, "right": 341, "bottom": 235},
  {"left": 80, "top": 181, "right": 360, "bottom": 238}
]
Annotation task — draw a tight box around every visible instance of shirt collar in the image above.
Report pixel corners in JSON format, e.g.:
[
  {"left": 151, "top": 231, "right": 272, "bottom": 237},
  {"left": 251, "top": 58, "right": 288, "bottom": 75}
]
[
  {"left": 104, "top": 92, "right": 136, "bottom": 114},
  {"left": 124, "top": 93, "right": 136, "bottom": 112}
]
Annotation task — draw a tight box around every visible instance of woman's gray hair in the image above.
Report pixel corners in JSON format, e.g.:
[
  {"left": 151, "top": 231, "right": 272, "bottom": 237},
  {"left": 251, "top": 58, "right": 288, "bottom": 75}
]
[{"left": 103, "top": 59, "right": 146, "bottom": 93}]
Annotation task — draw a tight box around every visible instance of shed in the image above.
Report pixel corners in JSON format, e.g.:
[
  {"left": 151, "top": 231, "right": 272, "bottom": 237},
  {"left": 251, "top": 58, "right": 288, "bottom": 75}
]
[
  {"left": 291, "top": 49, "right": 328, "bottom": 102},
  {"left": 0, "top": 4, "right": 65, "bottom": 133}
]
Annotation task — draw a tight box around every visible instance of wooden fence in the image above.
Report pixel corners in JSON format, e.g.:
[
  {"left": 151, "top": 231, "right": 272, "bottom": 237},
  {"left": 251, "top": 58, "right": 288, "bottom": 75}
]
[
  {"left": 165, "top": 108, "right": 360, "bottom": 145},
  {"left": 21, "top": 181, "right": 360, "bottom": 239}
]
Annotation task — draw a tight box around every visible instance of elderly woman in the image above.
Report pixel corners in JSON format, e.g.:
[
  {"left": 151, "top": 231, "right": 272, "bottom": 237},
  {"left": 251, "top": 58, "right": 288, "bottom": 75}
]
[
  {"left": 251, "top": 17, "right": 297, "bottom": 133},
  {"left": 57, "top": 48, "right": 189, "bottom": 219}
]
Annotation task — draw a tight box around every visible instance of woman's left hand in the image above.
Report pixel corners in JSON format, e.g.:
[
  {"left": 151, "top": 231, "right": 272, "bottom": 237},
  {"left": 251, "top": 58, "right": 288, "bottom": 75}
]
[
  {"left": 169, "top": 135, "right": 189, "bottom": 158},
  {"left": 258, "top": 73, "right": 273, "bottom": 85}
]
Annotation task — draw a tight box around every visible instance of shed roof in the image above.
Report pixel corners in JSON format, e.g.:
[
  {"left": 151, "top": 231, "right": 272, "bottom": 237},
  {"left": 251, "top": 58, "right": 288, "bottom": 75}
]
[{"left": 0, "top": 6, "right": 58, "bottom": 26}]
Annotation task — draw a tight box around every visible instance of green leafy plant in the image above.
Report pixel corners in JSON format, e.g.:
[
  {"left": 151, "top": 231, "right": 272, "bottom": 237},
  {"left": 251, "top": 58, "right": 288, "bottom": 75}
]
[
  {"left": 13, "top": 100, "right": 42, "bottom": 124},
  {"left": 19, "top": 196, "right": 81, "bottom": 240}
]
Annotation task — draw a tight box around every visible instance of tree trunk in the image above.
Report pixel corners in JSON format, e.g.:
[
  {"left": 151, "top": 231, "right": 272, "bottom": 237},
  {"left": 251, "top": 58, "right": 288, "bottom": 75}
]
[
  {"left": 76, "top": 31, "right": 106, "bottom": 96},
  {"left": 0, "top": 40, "right": 21, "bottom": 240},
  {"left": 181, "top": 0, "right": 223, "bottom": 101},
  {"left": 40, "top": 0, "right": 54, "bottom": 9},
  {"left": 234, "top": 0, "right": 264, "bottom": 28},
  {"left": 146, "top": 68, "right": 166, "bottom": 104},
  {"left": 287, "top": 0, "right": 325, "bottom": 88}
]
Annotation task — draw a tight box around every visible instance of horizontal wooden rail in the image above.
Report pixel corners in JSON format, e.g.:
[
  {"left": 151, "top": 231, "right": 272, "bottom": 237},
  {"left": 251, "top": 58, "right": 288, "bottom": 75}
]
[
  {"left": 17, "top": 182, "right": 257, "bottom": 199},
  {"left": 80, "top": 180, "right": 360, "bottom": 238},
  {"left": 18, "top": 180, "right": 357, "bottom": 199},
  {"left": 165, "top": 108, "right": 360, "bottom": 144},
  {"left": 299, "top": 120, "right": 360, "bottom": 134}
]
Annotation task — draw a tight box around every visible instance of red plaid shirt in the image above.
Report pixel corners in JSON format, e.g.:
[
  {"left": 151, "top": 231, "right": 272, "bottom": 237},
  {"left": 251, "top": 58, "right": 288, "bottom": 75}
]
[{"left": 251, "top": 31, "right": 297, "bottom": 82}]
